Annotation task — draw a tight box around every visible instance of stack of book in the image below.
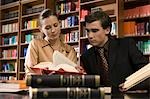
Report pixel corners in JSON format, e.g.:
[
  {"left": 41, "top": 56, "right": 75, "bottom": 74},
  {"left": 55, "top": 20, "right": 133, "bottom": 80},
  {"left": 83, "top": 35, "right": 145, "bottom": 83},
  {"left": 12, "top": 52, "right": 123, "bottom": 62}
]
[{"left": 26, "top": 74, "right": 105, "bottom": 99}]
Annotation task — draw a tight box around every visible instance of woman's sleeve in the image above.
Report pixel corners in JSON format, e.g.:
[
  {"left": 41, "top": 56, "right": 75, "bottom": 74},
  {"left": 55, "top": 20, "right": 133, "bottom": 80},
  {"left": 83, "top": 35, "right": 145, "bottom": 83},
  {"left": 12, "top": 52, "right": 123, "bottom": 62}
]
[
  {"left": 66, "top": 46, "right": 78, "bottom": 64},
  {"left": 24, "top": 39, "right": 38, "bottom": 75}
]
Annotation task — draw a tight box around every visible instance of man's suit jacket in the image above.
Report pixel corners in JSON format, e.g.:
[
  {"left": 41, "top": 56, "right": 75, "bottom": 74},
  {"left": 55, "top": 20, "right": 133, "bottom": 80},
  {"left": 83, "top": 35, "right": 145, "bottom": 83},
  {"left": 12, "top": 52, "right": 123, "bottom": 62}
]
[{"left": 81, "top": 37, "right": 149, "bottom": 87}]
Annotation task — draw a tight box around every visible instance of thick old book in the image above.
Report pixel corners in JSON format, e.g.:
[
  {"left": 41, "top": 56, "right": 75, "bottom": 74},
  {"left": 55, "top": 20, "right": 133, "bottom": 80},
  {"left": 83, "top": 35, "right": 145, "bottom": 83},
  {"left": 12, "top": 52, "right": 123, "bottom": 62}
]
[
  {"left": 122, "top": 63, "right": 150, "bottom": 91},
  {"left": 31, "top": 51, "right": 82, "bottom": 74},
  {"left": 0, "top": 80, "right": 28, "bottom": 92},
  {"left": 26, "top": 75, "right": 100, "bottom": 88},
  {"left": 29, "top": 87, "right": 105, "bottom": 99}
]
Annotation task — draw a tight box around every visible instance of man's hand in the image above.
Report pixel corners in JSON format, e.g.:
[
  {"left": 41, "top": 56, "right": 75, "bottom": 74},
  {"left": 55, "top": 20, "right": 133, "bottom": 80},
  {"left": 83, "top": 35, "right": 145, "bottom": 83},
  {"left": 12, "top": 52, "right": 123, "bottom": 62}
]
[{"left": 119, "top": 83, "right": 127, "bottom": 92}]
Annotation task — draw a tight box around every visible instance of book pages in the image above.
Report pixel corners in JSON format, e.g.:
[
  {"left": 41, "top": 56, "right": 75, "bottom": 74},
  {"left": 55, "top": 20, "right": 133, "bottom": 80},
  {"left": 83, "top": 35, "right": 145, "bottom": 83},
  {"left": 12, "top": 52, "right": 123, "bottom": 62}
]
[
  {"left": 123, "top": 63, "right": 150, "bottom": 90},
  {"left": 53, "top": 51, "right": 77, "bottom": 67}
]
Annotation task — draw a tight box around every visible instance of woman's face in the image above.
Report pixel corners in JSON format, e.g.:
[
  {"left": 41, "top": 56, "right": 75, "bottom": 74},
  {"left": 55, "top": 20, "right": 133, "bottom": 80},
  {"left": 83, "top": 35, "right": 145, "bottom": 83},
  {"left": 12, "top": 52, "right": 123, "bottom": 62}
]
[{"left": 40, "top": 16, "right": 61, "bottom": 41}]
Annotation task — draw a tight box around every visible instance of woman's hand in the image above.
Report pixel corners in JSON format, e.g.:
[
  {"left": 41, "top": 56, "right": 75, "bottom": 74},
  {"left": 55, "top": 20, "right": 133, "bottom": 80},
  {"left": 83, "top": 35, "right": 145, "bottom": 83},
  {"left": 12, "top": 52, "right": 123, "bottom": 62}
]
[{"left": 75, "top": 66, "right": 87, "bottom": 74}]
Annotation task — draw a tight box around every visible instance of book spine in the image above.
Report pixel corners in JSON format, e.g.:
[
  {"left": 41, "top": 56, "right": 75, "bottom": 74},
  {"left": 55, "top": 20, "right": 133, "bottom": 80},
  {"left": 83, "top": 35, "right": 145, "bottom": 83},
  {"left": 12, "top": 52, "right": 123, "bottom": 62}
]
[
  {"left": 26, "top": 75, "right": 100, "bottom": 88},
  {"left": 30, "top": 87, "right": 104, "bottom": 99}
]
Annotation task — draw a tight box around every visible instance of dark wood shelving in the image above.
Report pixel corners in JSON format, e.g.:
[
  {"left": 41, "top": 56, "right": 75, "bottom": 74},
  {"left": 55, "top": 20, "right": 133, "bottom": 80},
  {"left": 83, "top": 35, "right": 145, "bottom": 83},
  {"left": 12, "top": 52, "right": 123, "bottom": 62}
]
[
  {"left": 66, "top": 41, "right": 78, "bottom": 44},
  {"left": 124, "top": 15, "right": 150, "bottom": 21},
  {"left": 21, "top": 27, "right": 39, "bottom": 32},
  {"left": 21, "top": 12, "right": 41, "bottom": 18},
  {"left": 124, "top": 0, "right": 150, "bottom": 9},
  {"left": 61, "top": 25, "right": 79, "bottom": 30},
  {"left": 0, "top": 72, "right": 17, "bottom": 74},
  {"left": 20, "top": 57, "right": 25, "bottom": 60},
  {"left": 124, "top": 34, "right": 150, "bottom": 38},
  {"left": 0, "top": 32, "right": 18, "bottom": 35},
  {"left": 0, "top": 44, "right": 17, "bottom": 48},
  {"left": 20, "top": 43, "right": 29, "bottom": 46},
  {"left": 0, "top": 17, "right": 19, "bottom": 22},
  {"left": 0, "top": 58, "right": 17, "bottom": 61},
  {"left": 80, "top": 0, "right": 115, "bottom": 8},
  {"left": 59, "top": 10, "right": 79, "bottom": 16},
  {"left": 21, "top": 0, "right": 38, "bottom": 4},
  {"left": 1, "top": 1, "right": 19, "bottom": 10}
]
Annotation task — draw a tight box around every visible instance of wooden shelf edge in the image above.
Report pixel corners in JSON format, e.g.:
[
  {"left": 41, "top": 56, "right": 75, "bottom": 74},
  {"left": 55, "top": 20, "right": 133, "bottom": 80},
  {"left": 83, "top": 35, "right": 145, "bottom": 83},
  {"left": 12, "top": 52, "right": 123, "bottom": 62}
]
[
  {"left": 1, "top": 1, "right": 20, "bottom": 10},
  {"left": 21, "top": 0, "right": 38, "bottom": 4},
  {"left": 59, "top": 10, "right": 79, "bottom": 16},
  {"left": 22, "top": 12, "right": 41, "bottom": 18},
  {"left": 0, "top": 17, "right": 19, "bottom": 22},
  {"left": 0, "top": 58, "right": 17, "bottom": 61},
  {"left": 80, "top": 0, "right": 104, "bottom": 6},
  {"left": 0, "top": 44, "right": 18, "bottom": 48}
]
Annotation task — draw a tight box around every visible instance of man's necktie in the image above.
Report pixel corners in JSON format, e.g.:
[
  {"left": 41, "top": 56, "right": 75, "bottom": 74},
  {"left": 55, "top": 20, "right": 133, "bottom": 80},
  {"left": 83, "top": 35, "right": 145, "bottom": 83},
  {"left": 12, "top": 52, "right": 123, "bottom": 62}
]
[{"left": 98, "top": 48, "right": 110, "bottom": 86}]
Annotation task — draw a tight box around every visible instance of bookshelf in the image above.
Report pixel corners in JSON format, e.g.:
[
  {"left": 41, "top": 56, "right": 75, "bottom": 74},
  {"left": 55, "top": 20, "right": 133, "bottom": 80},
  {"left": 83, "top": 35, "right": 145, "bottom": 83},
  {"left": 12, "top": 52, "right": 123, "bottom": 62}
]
[
  {"left": 0, "top": 0, "right": 20, "bottom": 80},
  {"left": 123, "top": 0, "right": 150, "bottom": 56},
  {"left": 0, "top": 0, "right": 55, "bottom": 80},
  {"left": 55, "top": 0, "right": 80, "bottom": 58}
]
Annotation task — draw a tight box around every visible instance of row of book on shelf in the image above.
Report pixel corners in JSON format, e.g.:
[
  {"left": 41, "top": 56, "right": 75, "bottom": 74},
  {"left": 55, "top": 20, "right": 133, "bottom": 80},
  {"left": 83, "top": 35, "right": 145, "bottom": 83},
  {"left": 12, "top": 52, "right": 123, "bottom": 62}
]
[
  {"left": 2, "top": 36, "right": 18, "bottom": 45},
  {"left": 124, "top": 4, "right": 150, "bottom": 19},
  {"left": 136, "top": 40, "right": 150, "bottom": 55},
  {"left": 64, "top": 30, "right": 79, "bottom": 43},
  {"left": 1, "top": 0, "right": 18, "bottom": 5},
  {"left": 56, "top": 1, "right": 79, "bottom": 15},
  {"left": 123, "top": 21, "right": 150, "bottom": 36},
  {"left": 2, "top": 22, "right": 18, "bottom": 33},
  {"left": 1, "top": 62, "right": 17, "bottom": 72},
  {"left": 24, "top": 4, "right": 44, "bottom": 15},
  {"left": 2, "top": 49, "right": 17, "bottom": 59},
  {"left": 61, "top": 15, "right": 79, "bottom": 28}
]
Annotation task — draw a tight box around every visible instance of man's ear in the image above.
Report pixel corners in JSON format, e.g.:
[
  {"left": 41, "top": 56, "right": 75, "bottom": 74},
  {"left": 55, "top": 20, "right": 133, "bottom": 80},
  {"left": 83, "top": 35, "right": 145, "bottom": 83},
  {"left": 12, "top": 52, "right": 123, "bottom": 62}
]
[
  {"left": 59, "top": 20, "right": 62, "bottom": 27},
  {"left": 105, "top": 27, "right": 110, "bottom": 35}
]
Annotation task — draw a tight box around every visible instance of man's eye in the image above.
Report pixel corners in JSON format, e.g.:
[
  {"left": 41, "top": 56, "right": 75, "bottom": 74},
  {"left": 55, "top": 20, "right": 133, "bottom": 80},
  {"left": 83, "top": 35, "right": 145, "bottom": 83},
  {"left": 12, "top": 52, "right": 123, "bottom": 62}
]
[
  {"left": 85, "top": 29, "right": 90, "bottom": 33},
  {"left": 91, "top": 29, "right": 99, "bottom": 33}
]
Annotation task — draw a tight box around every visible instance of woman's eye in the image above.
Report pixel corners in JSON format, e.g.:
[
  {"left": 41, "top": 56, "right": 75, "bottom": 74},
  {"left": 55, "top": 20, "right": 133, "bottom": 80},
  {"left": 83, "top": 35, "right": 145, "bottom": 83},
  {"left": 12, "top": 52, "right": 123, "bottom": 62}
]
[
  {"left": 54, "top": 23, "right": 58, "bottom": 27},
  {"left": 45, "top": 26, "right": 51, "bottom": 30}
]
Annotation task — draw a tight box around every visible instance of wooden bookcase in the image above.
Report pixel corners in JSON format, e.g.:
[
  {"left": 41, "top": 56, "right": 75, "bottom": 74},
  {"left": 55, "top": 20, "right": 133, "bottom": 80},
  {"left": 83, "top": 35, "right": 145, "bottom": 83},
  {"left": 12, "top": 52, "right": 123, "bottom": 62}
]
[
  {"left": 55, "top": 0, "right": 80, "bottom": 59},
  {"left": 0, "top": 0, "right": 20, "bottom": 80},
  {"left": 123, "top": 0, "right": 150, "bottom": 56}
]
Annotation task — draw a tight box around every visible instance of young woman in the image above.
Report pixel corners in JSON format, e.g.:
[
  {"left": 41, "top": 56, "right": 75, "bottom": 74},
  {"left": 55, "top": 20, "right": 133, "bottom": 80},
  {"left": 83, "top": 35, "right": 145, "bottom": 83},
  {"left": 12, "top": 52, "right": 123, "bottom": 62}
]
[{"left": 25, "top": 9, "right": 80, "bottom": 76}]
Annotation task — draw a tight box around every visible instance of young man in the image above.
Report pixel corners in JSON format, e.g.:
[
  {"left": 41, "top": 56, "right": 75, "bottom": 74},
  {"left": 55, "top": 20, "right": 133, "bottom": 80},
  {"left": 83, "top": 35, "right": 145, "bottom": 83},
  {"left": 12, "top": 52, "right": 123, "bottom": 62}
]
[{"left": 80, "top": 11, "right": 149, "bottom": 91}]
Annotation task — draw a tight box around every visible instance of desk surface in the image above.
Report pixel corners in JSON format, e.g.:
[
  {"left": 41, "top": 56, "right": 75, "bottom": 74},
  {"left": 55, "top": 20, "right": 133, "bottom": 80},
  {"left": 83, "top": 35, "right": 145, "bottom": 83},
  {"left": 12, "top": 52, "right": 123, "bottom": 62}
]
[{"left": 0, "top": 92, "right": 149, "bottom": 99}]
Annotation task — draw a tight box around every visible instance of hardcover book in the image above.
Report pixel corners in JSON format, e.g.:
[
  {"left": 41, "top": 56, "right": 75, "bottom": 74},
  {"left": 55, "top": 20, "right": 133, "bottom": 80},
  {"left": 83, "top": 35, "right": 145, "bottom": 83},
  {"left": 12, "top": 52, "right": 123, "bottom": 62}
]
[
  {"left": 26, "top": 75, "right": 100, "bottom": 88},
  {"left": 122, "top": 63, "right": 150, "bottom": 91},
  {"left": 29, "top": 87, "right": 105, "bottom": 99},
  {"left": 31, "top": 51, "right": 83, "bottom": 74}
]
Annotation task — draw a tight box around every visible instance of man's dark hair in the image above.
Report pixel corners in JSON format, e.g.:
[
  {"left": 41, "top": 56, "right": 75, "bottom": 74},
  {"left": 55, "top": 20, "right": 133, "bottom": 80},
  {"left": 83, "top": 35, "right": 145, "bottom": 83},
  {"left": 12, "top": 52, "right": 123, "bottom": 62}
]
[{"left": 85, "top": 11, "right": 112, "bottom": 31}]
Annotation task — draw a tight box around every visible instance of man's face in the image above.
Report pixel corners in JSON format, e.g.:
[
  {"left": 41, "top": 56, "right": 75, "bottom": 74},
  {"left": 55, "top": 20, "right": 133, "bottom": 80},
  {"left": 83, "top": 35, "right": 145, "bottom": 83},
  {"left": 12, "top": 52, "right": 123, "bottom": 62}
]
[{"left": 85, "top": 20, "right": 109, "bottom": 47}]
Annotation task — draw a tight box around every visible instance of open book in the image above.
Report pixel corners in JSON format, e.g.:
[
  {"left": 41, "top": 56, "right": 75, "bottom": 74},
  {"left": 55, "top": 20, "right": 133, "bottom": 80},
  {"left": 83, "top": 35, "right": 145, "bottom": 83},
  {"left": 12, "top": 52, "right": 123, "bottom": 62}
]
[
  {"left": 122, "top": 63, "right": 150, "bottom": 91},
  {"left": 31, "top": 51, "right": 81, "bottom": 74}
]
